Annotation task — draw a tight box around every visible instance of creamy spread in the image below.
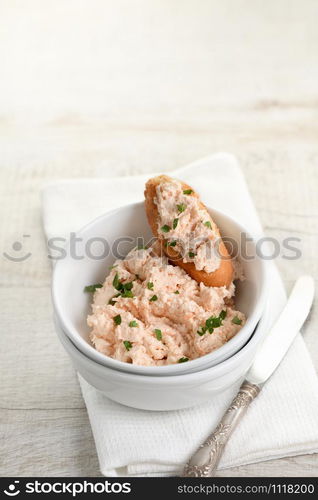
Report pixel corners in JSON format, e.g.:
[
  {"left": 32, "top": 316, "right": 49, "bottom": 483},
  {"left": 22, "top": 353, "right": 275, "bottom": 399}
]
[
  {"left": 87, "top": 243, "right": 245, "bottom": 366},
  {"left": 154, "top": 180, "right": 221, "bottom": 273}
]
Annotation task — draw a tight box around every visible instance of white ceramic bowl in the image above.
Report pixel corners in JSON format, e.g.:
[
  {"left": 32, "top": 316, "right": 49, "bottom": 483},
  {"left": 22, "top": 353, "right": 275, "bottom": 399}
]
[
  {"left": 54, "top": 300, "right": 271, "bottom": 411},
  {"left": 52, "top": 202, "right": 268, "bottom": 376}
]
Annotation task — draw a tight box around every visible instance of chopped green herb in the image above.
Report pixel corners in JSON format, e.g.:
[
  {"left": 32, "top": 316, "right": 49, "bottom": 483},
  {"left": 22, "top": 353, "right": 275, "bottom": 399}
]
[
  {"left": 177, "top": 203, "right": 186, "bottom": 213},
  {"left": 150, "top": 294, "right": 158, "bottom": 302},
  {"left": 183, "top": 189, "right": 193, "bottom": 195},
  {"left": 197, "top": 326, "right": 208, "bottom": 336},
  {"left": 219, "top": 310, "right": 227, "bottom": 320},
  {"left": 204, "top": 221, "right": 212, "bottom": 229},
  {"left": 173, "top": 218, "right": 179, "bottom": 229},
  {"left": 232, "top": 316, "right": 242, "bottom": 325},
  {"left": 129, "top": 320, "right": 138, "bottom": 327},
  {"left": 206, "top": 316, "right": 221, "bottom": 330},
  {"left": 161, "top": 225, "right": 171, "bottom": 233},
  {"left": 123, "top": 340, "right": 132, "bottom": 351},
  {"left": 113, "top": 314, "right": 122, "bottom": 325},
  {"left": 178, "top": 357, "right": 189, "bottom": 363},
  {"left": 205, "top": 314, "right": 223, "bottom": 331},
  {"left": 154, "top": 329, "right": 162, "bottom": 340},
  {"left": 174, "top": 290, "right": 180, "bottom": 294},
  {"left": 84, "top": 283, "right": 103, "bottom": 293},
  {"left": 168, "top": 240, "right": 177, "bottom": 247},
  {"left": 197, "top": 310, "right": 227, "bottom": 335},
  {"left": 112, "top": 274, "right": 134, "bottom": 298},
  {"left": 123, "top": 282, "right": 133, "bottom": 291},
  {"left": 147, "top": 282, "right": 154, "bottom": 290},
  {"left": 112, "top": 273, "right": 121, "bottom": 290},
  {"left": 188, "top": 251, "right": 195, "bottom": 258},
  {"left": 108, "top": 293, "right": 120, "bottom": 305}
]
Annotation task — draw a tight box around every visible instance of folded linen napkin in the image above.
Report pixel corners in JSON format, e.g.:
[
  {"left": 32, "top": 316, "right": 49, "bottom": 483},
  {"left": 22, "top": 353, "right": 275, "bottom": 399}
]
[{"left": 42, "top": 153, "right": 318, "bottom": 477}]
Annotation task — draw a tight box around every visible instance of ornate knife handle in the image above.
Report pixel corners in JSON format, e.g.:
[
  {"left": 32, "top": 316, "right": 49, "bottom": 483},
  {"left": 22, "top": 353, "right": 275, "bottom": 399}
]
[{"left": 182, "top": 381, "right": 261, "bottom": 477}]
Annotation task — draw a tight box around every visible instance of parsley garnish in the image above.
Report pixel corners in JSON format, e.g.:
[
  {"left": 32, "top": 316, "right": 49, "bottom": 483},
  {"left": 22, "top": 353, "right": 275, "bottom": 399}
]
[
  {"left": 177, "top": 203, "right": 186, "bottom": 213},
  {"left": 232, "top": 316, "right": 242, "bottom": 325},
  {"left": 188, "top": 251, "right": 195, "bottom": 258},
  {"left": 112, "top": 273, "right": 134, "bottom": 298},
  {"left": 84, "top": 283, "right": 103, "bottom": 293},
  {"left": 178, "top": 357, "right": 189, "bottom": 363},
  {"left": 174, "top": 290, "right": 180, "bottom": 294},
  {"left": 113, "top": 314, "right": 122, "bottom": 325},
  {"left": 150, "top": 295, "right": 158, "bottom": 302},
  {"left": 197, "top": 310, "right": 227, "bottom": 335},
  {"left": 183, "top": 189, "right": 193, "bottom": 195},
  {"left": 204, "top": 221, "right": 212, "bottom": 229},
  {"left": 154, "top": 329, "right": 162, "bottom": 340},
  {"left": 129, "top": 320, "right": 138, "bottom": 327},
  {"left": 197, "top": 326, "right": 208, "bottom": 336},
  {"left": 147, "top": 282, "right": 154, "bottom": 290},
  {"left": 112, "top": 273, "right": 121, "bottom": 290},
  {"left": 108, "top": 293, "right": 120, "bottom": 305},
  {"left": 168, "top": 240, "right": 177, "bottom": 247},
  {"left": 206, "top": 316, "right": 222, "bottom": 329},
  {"left": 219, "top": 310, "right": 227, "bottom": 320},
  {"left": 123, "top": 340, "right": 132, "bottom": 351},
  {"left": 161, "top": 225, "right": 171, "bottom": 233},
  {"left": 173, "top": 218, "right": 179, "bottom": 229}
]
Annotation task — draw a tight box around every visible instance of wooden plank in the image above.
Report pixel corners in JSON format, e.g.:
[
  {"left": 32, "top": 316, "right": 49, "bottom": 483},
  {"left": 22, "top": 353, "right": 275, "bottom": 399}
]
[
  {"left": 1, "top": 408, "right": 317, "bottom": 476},
  {"left": 0, "top": 409, "right": 100, "bottom": 477},
  {"left": 0, "top": 288, "right": 84, "bottom": 410}
]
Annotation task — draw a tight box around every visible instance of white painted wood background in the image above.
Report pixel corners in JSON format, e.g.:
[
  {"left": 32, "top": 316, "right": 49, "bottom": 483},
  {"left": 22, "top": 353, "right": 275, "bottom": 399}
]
[{"left": 0, "top": 0, "right": 317, "bottom": 476}]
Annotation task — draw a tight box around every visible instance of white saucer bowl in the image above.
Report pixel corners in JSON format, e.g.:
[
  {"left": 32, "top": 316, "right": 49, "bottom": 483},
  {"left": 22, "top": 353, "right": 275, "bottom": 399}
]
[
  {"left": 55, "top": 300, "right": 270, "bottom": 411},
  {"left": 52, "top": 202, "right": 268, "bottom": 377}
]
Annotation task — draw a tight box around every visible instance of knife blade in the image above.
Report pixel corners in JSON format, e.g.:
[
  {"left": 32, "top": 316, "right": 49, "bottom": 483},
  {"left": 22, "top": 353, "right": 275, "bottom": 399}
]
[
  {"left": 183, "top": 275, "right": 315, "bottom": 477},
  {"left": 247, "top": 275, "right": 315, "bottom": 385}
]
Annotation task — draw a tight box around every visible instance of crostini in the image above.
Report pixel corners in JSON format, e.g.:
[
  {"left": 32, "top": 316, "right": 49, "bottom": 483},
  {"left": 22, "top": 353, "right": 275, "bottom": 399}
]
[{"left": 144, "top": 175, "right": 233, "bottom": 287}]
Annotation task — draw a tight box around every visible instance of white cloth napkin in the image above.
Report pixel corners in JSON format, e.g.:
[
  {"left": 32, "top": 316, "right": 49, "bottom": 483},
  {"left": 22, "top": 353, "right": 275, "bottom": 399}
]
[{"left": 42, "top": 153, "right": 318, "bottom": 477}]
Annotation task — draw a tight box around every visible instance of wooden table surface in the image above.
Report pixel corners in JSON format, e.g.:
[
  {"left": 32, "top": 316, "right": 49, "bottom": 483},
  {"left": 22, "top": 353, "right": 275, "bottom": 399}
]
[{"left": 0, "top": 0, "right": 317, "bottom": 476}]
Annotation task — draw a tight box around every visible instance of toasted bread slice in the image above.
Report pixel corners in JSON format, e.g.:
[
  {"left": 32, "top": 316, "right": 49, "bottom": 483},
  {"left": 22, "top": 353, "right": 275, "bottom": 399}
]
[{"left": 144, "top": 175, "right": 233, "bottom": 287}]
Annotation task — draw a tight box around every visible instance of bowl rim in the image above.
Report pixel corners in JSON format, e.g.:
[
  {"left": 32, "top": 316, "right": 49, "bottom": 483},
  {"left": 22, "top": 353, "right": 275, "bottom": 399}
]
[
  {"left": 52, "top": 201, "right": 269, "bottom": 375},
  {"left": 55, "top": 298, "right": 270, "bottom": 386}
]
